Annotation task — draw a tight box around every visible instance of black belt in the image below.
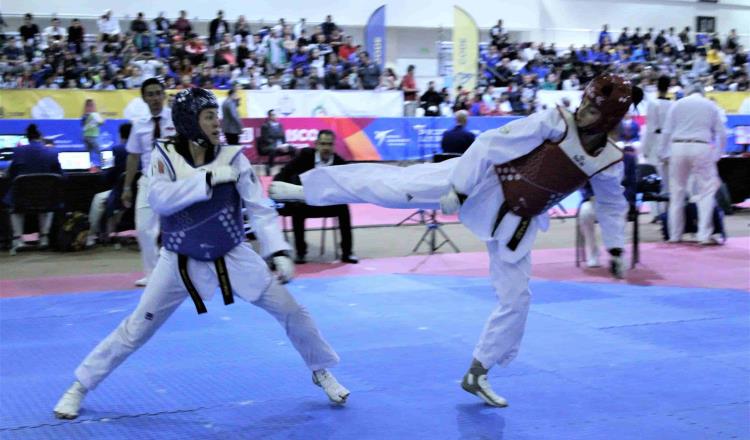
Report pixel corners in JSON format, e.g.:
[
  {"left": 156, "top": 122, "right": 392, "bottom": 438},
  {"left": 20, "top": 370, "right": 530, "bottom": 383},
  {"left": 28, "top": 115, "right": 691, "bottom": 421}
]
[
  {"left": 490, "top": 202, "right": 532, "bottom": 251},
  {"left": 673, "top": 139, "right": 708, "bottom": 144},
  {"left": 177, "top": 254, "right": 234, "bottom": 314}
]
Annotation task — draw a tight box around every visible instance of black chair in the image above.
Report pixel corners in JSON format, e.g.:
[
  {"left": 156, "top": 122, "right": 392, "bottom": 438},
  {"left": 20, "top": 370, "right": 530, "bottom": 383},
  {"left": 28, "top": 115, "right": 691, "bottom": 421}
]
[
  {"left": 275, "top": 202, "right": 341, "bottom": 260},
  {"left": 9, "top": 173, "right": 65, "bottom": 248},
  {"left": 10, "top": 173, "right": 65, "bottom": 213}
]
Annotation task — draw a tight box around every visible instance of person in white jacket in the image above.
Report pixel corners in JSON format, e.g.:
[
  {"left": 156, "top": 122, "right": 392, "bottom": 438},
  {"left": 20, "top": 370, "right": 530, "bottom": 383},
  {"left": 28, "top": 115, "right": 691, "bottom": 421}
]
[
  {"left": 270, "top": 74, "right": 641, "bottom": 408},
  {"left": 661, "top": 83, "right": 726, "bottom": 244},
  {"left": 53, "top": 88, "right": 349, "bottom": 420},
  {"left": 641, "top": 75, "right": 673, "bottom": 217}
]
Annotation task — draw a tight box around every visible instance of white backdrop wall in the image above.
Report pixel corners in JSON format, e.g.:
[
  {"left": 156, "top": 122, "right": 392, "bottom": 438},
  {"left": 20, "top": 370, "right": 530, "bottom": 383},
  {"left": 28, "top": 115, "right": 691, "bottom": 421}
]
[
  {"left": 3, "top": 0, "right": 748, "bottom": 65},
  {"left": 4, "top": 0, "right": 749, "bottom": 32}
]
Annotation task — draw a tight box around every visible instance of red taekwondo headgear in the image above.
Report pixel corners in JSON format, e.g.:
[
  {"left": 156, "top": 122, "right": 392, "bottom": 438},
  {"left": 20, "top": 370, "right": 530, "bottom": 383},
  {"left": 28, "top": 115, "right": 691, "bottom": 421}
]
[{"left": 580, "top": 73, "right": 642, "bottom": 134}]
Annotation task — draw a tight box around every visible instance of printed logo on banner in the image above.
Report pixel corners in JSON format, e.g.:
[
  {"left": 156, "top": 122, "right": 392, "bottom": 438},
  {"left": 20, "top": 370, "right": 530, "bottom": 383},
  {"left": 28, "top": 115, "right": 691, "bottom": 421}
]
[
  {"left": 373, "top": 129, "right": 410, "bottom": 148},
  {"left": 373, "top": 129, "right": 394, "bottom": 147},
  {"left": 412, "top": 124, "right": 448, "bottom": 144},
  {"left": 285, "top": 128, "right": 320, "bottom": 148},
  {"left": 277, "top": 95, "right": 296, "bottom": 116}
]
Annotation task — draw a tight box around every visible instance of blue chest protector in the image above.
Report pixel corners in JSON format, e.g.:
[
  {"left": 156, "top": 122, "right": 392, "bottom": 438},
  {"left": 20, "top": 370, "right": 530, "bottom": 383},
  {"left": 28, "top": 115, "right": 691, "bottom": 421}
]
[{"left": 161, "top": 183, "right": 245, "bottom": 261}]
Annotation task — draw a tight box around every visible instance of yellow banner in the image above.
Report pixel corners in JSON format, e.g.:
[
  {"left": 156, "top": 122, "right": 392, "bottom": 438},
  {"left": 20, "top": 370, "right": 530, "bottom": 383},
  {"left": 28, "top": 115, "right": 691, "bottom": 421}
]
[
  {"left": 707, "top": 91, "right": 750, "bottom": 114},
  {"left": 0, "top": 89, "right": 236, "bottom": 119},
  {"left": 452, "top": 6, "right": 479, "bottom": 93}
]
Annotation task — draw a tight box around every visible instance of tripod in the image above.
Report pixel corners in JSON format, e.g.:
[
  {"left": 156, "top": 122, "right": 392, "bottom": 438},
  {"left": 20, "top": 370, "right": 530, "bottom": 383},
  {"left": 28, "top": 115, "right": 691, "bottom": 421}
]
[{"left": 412, "top": 210, "right": 460, "bottom": 254}]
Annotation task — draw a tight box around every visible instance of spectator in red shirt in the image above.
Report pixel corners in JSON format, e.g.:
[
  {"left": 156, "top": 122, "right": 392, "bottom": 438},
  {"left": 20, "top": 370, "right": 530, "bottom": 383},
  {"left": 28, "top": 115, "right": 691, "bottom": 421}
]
[{"left": 400, "top": 65, "right": 418, "bottom": 101}]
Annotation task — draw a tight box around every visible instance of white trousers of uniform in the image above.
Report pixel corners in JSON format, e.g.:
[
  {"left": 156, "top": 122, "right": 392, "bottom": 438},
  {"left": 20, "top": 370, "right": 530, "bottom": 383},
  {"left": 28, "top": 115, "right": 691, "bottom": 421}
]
[
  {"left": 668, "top": 142, "right": 720, "bottom": 242},
  {"left": 87, "top": 190, "right": 111, "bottom": 236},
  {"left": 578, "top": 201, "right": 600, "bottom": 263},
  {"left": 656, "top": 158, "right": 670, "bottom": 216},
  {"left": 75, "top": 249, "right": 340, "bottom": 390},
  {"left": 136, "top": 175, "right": 160, "bottom": 278},
  {"left": 301, "top": 162, "right": 536, "bottom": 370},
  {"left": 473, "top": 241, "right": 532, "bottom": 369}
]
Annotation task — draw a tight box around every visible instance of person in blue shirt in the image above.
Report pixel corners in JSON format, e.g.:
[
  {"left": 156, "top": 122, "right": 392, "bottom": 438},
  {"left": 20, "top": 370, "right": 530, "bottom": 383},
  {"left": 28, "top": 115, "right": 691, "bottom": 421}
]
[
  {"left": 5, "top": 124, "right": 63, "bottom": 254},
  {"left": 441, "top": 110, "right": 476, "bottom": 155}
]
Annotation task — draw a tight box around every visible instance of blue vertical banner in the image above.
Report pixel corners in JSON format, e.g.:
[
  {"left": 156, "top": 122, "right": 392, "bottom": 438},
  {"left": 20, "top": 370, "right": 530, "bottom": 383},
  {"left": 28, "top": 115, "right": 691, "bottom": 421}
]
[{"left": 365, "top": 5, "right": 386, "bottom": 67}]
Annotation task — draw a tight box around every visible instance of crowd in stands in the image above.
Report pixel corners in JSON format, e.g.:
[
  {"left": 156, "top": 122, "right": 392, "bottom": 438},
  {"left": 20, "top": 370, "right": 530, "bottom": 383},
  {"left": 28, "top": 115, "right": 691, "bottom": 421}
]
[
  {"left": 468, "top": 20, "right": 748, "bottom": 116},
  {"left": 0, "top": 12, "right": 747, "bottom": 116}
]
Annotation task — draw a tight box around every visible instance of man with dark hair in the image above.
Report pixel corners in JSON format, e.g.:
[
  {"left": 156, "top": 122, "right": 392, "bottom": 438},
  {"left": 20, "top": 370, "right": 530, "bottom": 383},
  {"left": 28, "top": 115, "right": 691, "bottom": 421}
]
[
  {"left": 642, "top": 75, "right": 674, "bottom": 219},
  {"left": 19, "top": 13, "right": 40, "bottom": 45},
  {"left": 209, "top": 10, "right": 229, "bottom": 46},
  {"left": 420, "top": 81, "right": 443, "bottom": 116},
  {"left": 221, "top": 86, "right": 242, "bottom": 145},
  {"left": 5, "top": 124, "right": 63, "bottom": 255},
  {"left": 358, "top": 51, "right": 381, "bottom": 90},
  {"left": 122, "top": 77, "right": 176, "bottom": 286},
  {"left": 273, "top": 130, "right": 358, "bottom": 264},
  {"left": 258, "top": 109, "right": 296, "bottom": 175},
  {"left": 67, "top": 19, "right": 85, "bottom": 54}
]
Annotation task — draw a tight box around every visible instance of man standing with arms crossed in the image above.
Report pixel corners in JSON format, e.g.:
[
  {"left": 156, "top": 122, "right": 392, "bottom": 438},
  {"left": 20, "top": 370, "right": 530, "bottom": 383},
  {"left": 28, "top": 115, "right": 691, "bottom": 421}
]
[{"left": 122, "top": 78, "right": 176, "bottom": 286}]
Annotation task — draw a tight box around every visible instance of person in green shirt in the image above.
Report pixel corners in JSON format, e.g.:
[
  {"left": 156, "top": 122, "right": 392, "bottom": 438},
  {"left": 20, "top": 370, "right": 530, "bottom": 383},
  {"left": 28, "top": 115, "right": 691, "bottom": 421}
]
[{"left": 82, "top": 98, "right": 104, "bottom": 170}]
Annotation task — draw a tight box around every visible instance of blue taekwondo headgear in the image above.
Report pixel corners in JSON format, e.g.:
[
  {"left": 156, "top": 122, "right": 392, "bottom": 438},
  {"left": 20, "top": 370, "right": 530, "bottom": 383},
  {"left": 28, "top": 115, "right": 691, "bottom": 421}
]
[{"left": 171, "top": 88, "right": 219, "bottom": 148}]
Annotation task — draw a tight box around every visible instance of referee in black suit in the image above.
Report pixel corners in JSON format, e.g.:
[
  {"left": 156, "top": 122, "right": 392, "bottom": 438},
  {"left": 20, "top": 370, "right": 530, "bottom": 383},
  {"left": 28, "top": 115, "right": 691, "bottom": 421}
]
[{"left": 273, "top": 130, "right": 358, "bottom": 264}]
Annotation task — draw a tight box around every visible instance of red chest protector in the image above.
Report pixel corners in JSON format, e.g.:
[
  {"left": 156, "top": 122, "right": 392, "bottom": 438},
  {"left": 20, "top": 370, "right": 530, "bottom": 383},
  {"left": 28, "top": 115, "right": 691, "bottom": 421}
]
[{"left": 497, "top": 108, "right": 623, "bottom": 218}]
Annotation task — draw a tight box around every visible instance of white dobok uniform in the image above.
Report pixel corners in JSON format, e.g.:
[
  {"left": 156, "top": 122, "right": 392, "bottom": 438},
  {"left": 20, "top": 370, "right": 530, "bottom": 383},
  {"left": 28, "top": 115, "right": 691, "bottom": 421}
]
[
  {"left": 299, "top": 108, "right": 628, "bottom": 369},
  {"left": 75, "top": 143, "right": 339, "bottom": 390},
  {"left": 642, "top": 97, "right": 674, "bottom": 214}
]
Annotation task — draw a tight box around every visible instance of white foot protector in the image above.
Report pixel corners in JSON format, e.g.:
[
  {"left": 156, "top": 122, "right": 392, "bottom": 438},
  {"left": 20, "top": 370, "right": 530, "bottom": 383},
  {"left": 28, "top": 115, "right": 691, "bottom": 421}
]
[
  {"left": 461, "top": 372, "right": 508, "bottom": 408},
  {"left": 134, "top": 277, "right": 148, "bottom": 287},
  {"left": 268, "top": 181, "right": 305, "bottom": 202},
  {"left": 313, "top": 369, "right": 350, "bottom": 405},
  {"left": 53, "top": 381, "right": 88, "bottom": 419}
]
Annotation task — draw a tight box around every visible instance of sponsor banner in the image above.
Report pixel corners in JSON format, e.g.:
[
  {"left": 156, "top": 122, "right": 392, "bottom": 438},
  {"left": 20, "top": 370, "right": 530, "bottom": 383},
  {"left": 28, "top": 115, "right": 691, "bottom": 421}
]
[
  {"left": 452, "top": 6, "right": 479, "bottom": 93},
  {"left": 2, "top": 115, "right": 746, "bottom": 159},
  {"left": 0, "top": 89, "right": 233, "bottom": 120},
  {"left": 365, "top": 6, "right": 387, "bottom": 68},
  {"left": 243, "top": 90, "right": 403, "bottom": 117},
  {"left": 707, "top": 91, "right": 750, "bottom": 114},
  {"left": 0, "top": 118, "right": 129, "bottom": 150}
]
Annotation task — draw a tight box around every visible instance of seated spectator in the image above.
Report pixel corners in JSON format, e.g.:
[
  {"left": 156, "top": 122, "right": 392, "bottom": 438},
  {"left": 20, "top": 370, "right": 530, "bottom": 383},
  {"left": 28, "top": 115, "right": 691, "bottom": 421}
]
[
  {"left": 19, "top": 13, "right": 40, "bottom": 45},
  {"left": 358, "top": 51, "right": 381, "bottom": 90},
  {"left": 290, "top": 66, "right": 311, "bottom": 90},
  {"left": 258, "top": 109, "right": 296, "bottom": 175},
  {"left": 209, "top": 10, "right": 229, "bottom": 46},
  {"left": 173, "top": 10, "right": 192, "bottom": 37},
  {"left": 420, "top": 81, "right": 442, "bottom": 116},
  {"left": 338, "top": 36, "right": 357, "bottom": 62},
  {"left": 86, "top": 123, "right": 131, "bottom": 247},
  {"left": 441, "top": 110, "right": 475, "bottom": 155},
  {"left": 43, "top": 17, "right": 67, "bottom": 47},
  {"left": 4, "top": 124, "right": 63, "bottom": 255},
  {"left": 153, "top": 12, "right": 170, "bottom": 39},
  {"left": 97, "top": 9, "right": 121, "bottom": 43},
  {"left": 67, "top": 19, "right": 85, "bottom": 54},
  {"left": 273, "top": 130, "right": 358, "bottom": 264}
]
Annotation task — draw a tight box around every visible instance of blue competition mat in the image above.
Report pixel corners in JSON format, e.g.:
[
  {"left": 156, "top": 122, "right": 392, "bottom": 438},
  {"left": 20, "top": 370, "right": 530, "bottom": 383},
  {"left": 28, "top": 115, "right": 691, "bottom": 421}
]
[{"left": 1, "top": 275, "right": 748, "bottom": 439}]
